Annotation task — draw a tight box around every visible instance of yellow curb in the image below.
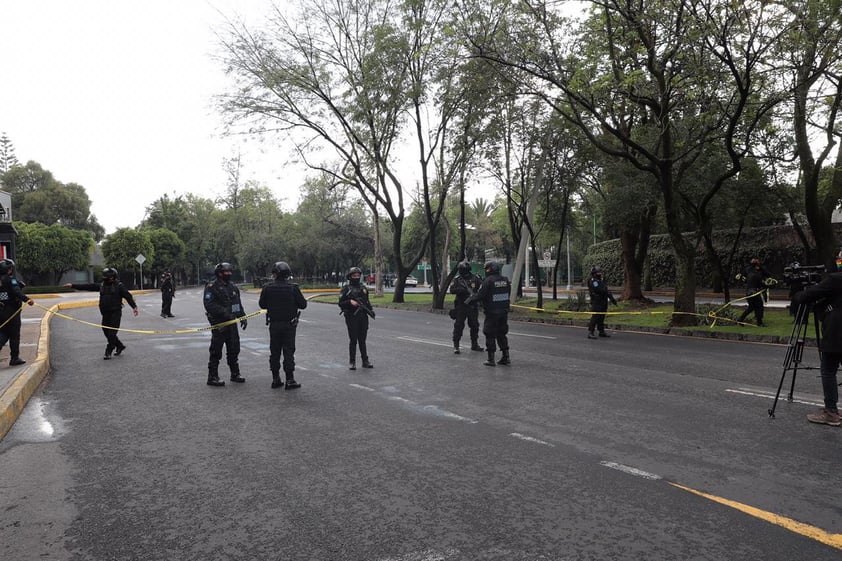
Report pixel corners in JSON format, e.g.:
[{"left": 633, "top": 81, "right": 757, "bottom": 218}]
[{"left": 0, "top": 303, "right": 54, "bottom": 441}]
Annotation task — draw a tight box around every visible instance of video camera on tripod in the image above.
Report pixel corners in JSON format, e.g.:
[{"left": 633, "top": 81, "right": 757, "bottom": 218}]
[
  {"left": 782, "top": 263, "right": 825, "bottom": 292},
  {"left": 769, "top": 263, "right": 828, "bottom": 418}
]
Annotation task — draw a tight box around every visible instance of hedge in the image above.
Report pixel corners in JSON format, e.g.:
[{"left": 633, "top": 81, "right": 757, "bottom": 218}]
[{"left": 584, "top": 224, "right": 833, "bottom": 288}]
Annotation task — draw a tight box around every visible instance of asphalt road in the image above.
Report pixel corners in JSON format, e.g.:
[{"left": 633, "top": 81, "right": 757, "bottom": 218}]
[{"left": 0, "top": 288, "right": 839, "bottom": 560}]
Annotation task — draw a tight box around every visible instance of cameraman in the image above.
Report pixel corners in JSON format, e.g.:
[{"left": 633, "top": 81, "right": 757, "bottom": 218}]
[
  {"left": 793, "top": 267, "right": 842, "bottom": 427},
  {"left": 738, "top": 257, "right": 772, "bottom": 327}
]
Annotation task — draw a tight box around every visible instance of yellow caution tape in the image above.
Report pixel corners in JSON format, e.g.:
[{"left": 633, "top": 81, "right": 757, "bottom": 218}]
[
  {"left": 0, "top": 304, "right": 24, "bottom": 330},
  {"left": 31, "top": 300, "right": 267, "bottom": 335}
]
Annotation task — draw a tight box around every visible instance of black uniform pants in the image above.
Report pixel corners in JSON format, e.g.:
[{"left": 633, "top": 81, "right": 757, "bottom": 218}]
[
  {"left": 344, "top": 312, "right": 369, "bottom": 363},
  {"left": 0, "top": 312, "right": 22, "bottom": 359},
  {"left": 269, "top": 321, "right": 297, "bottom": 376},
  {"left": 819, "top": 352, "right": 841, "bottom": 412},
  {"left": 739, "top": 293, "right": 764, "bottom": 324},
  {"left": 588, "top": 307, "right": 608, "bottom": 333},
  {"left": 452, "top": 304, "right": 480, "bottom": 346},
  {"left": 101, "top": 309, "right": 124, "bottom": 354},
  {"left": 161, "top": 293, "right": 173, "bottom": 316},
  {"left": 482, "top": 313, "right": 509, "bottom": 353},
  {"left": 208, "top": 324, "right": 240, "bottom": 374}
]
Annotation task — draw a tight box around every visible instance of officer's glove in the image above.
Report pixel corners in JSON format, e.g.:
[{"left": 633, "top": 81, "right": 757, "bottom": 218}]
[
  {"left": 370, "top": 310, "right": 376, "bottom": 319},
  {"left": 611, "top": 299, "right": 618, "bottom": 306},
  {"left": 240, "top": 318, "right": 248, "bottom": 330}
]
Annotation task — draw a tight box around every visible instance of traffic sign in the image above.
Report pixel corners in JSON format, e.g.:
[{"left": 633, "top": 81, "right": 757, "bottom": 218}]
[{"left": 537, "top": 259, "right": 556, "bottom": 267}]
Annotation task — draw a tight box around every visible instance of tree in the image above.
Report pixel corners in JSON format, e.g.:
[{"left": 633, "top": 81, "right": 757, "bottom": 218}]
[
  {"left": 148, "top": 228, "right": 186, "bottom": 278},
  {"left": 0, "top": 160, "right": 105, "bottom": 240},
  {"left": 14, "top": 222, "right": 93, "bottom": 285},
  {"left": 0, "top": 133, "right": 19, "bottom": 173},
  {"left": 467, "top": 0, "right": 790, "bottom": 323},
  {"left": 101, "top": 228, "right": 154, "bottom": 287},
  {"left": 776, "top": 0, "right": 842, "bottom": 270}
]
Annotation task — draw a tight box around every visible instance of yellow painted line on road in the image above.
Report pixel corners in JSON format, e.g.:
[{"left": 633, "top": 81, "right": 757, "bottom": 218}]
[{"left": 669, "top": 482, "right": 842, "bottom": 550}]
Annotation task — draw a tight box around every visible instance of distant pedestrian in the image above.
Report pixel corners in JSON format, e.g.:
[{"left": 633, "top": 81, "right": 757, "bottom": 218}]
[
  {"left": 587, "top": 266, "right": 617, "bottom": 339},
  {"left": 259, "top": 261, "right": 308, "bottom": 389},
  {"left": 160, "top": 272, "right": 175, "bottom": 318},
  {"left": 449, "top": 261, "right": 483, "bottom": 354},
  {"left": 338, "top": 267, "right": 374, "bottom": 370},
  {"left": 737, "top": 257, "right": 772, "bottom": 326},
  {"left": 65, "top": 267, "right": 139, "bottom": 359},
  {"left": 0, "top": 259, "right": 35, "bottom": 366},
  {"left": 466, "top": 261, "right": 511, "bottom": 366},
  {"left": 203, "top": 262, "right": 248, "bottom": 387}
]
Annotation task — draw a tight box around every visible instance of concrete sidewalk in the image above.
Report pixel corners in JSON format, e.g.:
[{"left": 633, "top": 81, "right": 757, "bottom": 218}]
[{"left": 0, "top": 293, "right": 109, "bottom": 441}]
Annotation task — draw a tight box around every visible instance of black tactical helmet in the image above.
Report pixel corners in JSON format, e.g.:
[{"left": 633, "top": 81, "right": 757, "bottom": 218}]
[
  {"left": 347, "top": 266, "right": 362, "bottom": 280},
  {"left": 484, "top": 261, "right": 500, "bottom": 275},
  {"left": 102, "top": 267, "right": 118, "bottom": 280},
  {"left": 457, "top": 261, "right": 472, "bottom": 275},
  {"left": 591, "top": 266, "right": 602, "bottom": 276},
  {"left": 272, "top": 261, "right": 292, "bottom": 278},
  {"left": 0, "top": 259, "right": 12, "bottom": 275},
  {"left": 214, "top": 262, "right": 233, "bottom": 277}
]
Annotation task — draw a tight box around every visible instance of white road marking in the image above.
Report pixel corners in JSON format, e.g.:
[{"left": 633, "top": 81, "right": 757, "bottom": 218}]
[
  {"left": 600, "top": 461, "right": 662, "bottom": 480},
  {"left": 508, "top": 331, "right": 555, "bottom": 339},
  {"left": 510, "top": 432, "right": 554, "bottom": 447},
  {"left": 396, "top": 336, "right": 453, "bottom": 348},
  {"left": 349, "top": 383, "right": 376, "bottom": 392},
  {"left": 726, "top": 388, "right": 822, "bottom": 407}
]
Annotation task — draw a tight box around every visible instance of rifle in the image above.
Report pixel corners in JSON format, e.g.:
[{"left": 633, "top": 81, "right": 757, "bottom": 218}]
[{"left": 354, "top": 299, "right": 376, "bottom": 319}]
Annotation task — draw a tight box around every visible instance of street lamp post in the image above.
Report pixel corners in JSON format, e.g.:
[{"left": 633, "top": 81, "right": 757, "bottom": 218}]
[{"left": 566, "top": 229, "right": 572, "bottom": 290}]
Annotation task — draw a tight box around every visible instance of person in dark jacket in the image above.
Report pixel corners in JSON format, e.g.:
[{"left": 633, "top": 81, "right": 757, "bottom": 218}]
[
  {"left": 793, "top": 270, "right": 842, "bottom": 426},
  {"left": 0, "top": 259, "right": 35, "bottom": 365},
  {"left": 587, "top": 266, "right": 617, "bottom": 339},
  {"left": 259, "top": 261, "right": 308, "bottom": 389},
  {"left": 338, "top": 267, "right": 374, "bottom": 370},
  {"left": 160, "top": 272, "right": 175, "bottom": 318},
  {"left": 466, "top": 261, "right": 511, "bottom": 367},
  {"left": 448, "top": 261, "right": 483, "bottom": 354},
  {"left": 65, "top": 267, "right": 139, "bottom": 359},
  {"left": 203, "top": 262, "right": 248, "bottom": 387},
  {"left": 737, "top": 257, "right": 773, "bottom": 326}
]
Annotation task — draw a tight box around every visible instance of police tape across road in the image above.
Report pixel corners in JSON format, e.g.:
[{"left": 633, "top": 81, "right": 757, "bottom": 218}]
[
  {"left": 509, "top": 289, "right": 770, "bottom": 328},
  {"left": 30, "top": 300, "right": 269, "bottom": 335},
  {"left": 29, "top": 288, "right": 770, "bottom": 334}
]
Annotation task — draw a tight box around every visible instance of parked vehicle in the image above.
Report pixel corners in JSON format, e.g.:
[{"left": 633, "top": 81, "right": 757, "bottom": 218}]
[{"left": 404, "top": 275, "right": 419, "bottom": 287}]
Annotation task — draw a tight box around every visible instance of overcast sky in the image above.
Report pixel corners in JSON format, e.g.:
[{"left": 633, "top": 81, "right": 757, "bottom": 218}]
[{"left": 0, "top": 0, "right": 299, "bottom": 234}]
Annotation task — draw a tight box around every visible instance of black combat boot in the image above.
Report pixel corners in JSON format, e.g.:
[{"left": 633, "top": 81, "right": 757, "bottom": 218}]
[
  {"left": 229, "top": 364, "right": 245, "bottom": 383},
  {"left": 349, "top": 355, "right": 356, "bottom": 370},
  {"left": 271, "top": 371, "right": 284, "bottom": 389},
  {"left": 453, "top": 340, "right": 460, "bottom": 354},
  {"left": 361, "top": 358, "right": 374, "bottom": 369},
  {"left": 207, "top": 368, "right": 225, "bottom": 387},
  {"left": 470, "top": 340, "right": 484, "bottom": 352},
  {"left": 284, "top": 373, "right": 301, "bottom": 390},
  {"left": 484, "top": 350, "right": 496, "bottom": 367},
  {"left": 497, "top": 349, "right": 510, "bottom": 365}
]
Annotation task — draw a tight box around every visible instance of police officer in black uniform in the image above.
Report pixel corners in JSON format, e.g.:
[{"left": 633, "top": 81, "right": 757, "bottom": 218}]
[
  {"left": 587, "top": 266, "right": 617, "bottom": 339},
  {"left": 203, "top": 262, "right": 248, "bottom": 387},
  {"left": 449, "top": 260, "right": 483, "bottom": 354},
  {"left": 259, "top": 261, "right": 308, "bottom": 390},
  {"left": 338, "top": 266, "right": 374, "bottom": 370},
  {"left": 0, "top": 259, "right": 34, "bottom": 365},
  {"left": 737, "top": 257, "right": 772, "bottom": 326},
  {"left": 467, "top": 261, "right": 511, "bottom": 367},
  {"left": 160, "top": 272, "right": 175, "bottom": 318},
  {"left": 66, "top": 267, "right": 139, "bottom": 359}
]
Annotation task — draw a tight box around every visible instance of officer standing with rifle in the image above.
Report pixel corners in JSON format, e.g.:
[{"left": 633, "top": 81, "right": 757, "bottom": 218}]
[
  {"left": 259, "top": 261, "right": 308, "bottom": 390},
  {"left": 339, "top": 267, "right": 374, "bottom": 370},
  {"left": 466, "top": 261, "right": 511, "bottom": 367},
  {"left": 203, "top": 262, "right": 248, "bottom": 387},
  {"left": 737, "top": 257, "right": 773, "bottom": 326},
  {"left": 449, "top": 261, "right": 484, "bottom": 354}
]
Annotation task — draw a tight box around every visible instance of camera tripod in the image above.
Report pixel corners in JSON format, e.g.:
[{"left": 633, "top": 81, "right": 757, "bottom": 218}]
[{"left": 768, "top": 301, "right": 822, "bottom": 418}]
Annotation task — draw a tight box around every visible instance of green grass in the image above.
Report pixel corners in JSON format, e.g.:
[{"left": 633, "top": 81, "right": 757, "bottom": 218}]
[{"left": 310, "top": 292, "right": 814, "bottom": 339}]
